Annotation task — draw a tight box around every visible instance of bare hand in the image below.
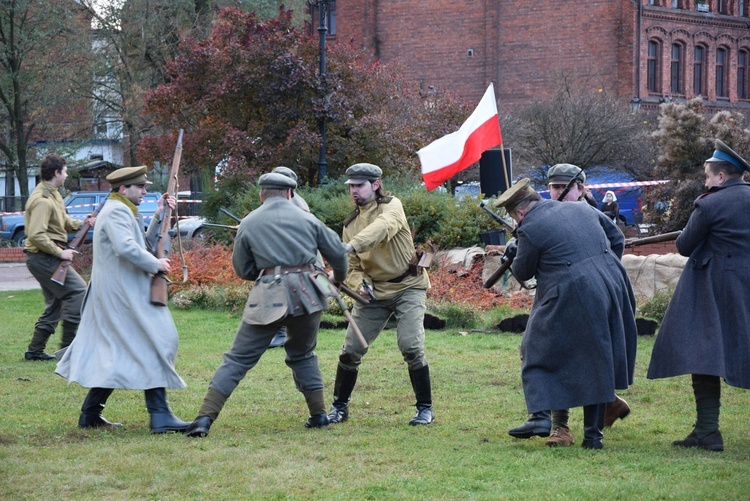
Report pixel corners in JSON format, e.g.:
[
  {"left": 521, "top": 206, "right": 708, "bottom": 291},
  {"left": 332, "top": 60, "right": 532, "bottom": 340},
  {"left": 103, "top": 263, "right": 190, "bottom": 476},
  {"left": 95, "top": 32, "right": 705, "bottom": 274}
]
[
  {"left": 157, "top": 193, "right": 177, "bottom": 214},
  {"left": 60, "top": 249, "right": 78, "bottom": 261},
  {"left": 157, "top": 258, "right": 171, "bottom": 273},
  {"left": 85, "top": 214, "right": 96, "bottom": 226}
]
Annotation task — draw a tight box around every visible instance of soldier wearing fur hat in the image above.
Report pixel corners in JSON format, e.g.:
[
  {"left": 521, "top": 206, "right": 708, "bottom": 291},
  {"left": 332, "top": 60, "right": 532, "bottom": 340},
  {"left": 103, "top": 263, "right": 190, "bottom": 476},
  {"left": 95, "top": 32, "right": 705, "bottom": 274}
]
[
  {"left": 648, "top": 139, "right": 750, "bottom": 452},
  {"left": 508, "top": 164, "right": 633, "bottom": 446},
  {"left": 497, "top": 178, "right": 637, "bottom": 449},
  {"left": 23, "top": 154, "right": 96, "bottom": 361},
  {"left": 325, "top": 162, "right": 434, "bottom": 427},
  {"left": 56, "top": 165, "right": 191, "bottom": 433},
  {"left": 186, "top": 171, "right": 349, "bottom": 437}
]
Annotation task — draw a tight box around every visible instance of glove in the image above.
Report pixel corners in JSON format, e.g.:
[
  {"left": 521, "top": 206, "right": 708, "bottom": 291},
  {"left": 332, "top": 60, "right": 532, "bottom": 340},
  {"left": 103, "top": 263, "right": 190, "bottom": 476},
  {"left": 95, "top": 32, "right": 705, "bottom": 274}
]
[{"left": 502, "top": 238, "right": 517, "bottom": 262}]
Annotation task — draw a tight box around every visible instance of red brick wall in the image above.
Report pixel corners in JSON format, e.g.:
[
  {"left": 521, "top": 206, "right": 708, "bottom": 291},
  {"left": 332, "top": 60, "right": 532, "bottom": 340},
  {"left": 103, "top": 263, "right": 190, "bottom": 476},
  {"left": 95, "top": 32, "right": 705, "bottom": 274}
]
[
  {"left": 623, "top": 240, "right": 678, "bottom": 256},
  {"left": 0, "top": 248, "right": 25, "bottom": 263}
]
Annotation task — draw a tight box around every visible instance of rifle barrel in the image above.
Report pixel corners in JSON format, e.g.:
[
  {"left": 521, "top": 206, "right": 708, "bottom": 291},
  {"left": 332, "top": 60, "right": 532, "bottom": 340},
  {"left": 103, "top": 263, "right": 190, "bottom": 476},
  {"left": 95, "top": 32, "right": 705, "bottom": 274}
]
[{"left": 624, "top": 230, "right": 681, "bottom": 248}]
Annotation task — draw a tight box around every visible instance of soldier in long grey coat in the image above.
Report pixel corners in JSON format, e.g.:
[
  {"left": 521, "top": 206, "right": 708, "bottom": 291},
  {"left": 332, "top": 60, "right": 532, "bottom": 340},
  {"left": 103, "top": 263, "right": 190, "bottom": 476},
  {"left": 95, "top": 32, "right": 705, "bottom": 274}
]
[
  {"left": 186, "top": 172, "right": 348, "bottom": 438},
  {"left": 496, "top": 179, "right": 637, "bottom": 450},
  {"left": 56, "top": 166, "right": 189, "bottom": 434},
  {"left": 648, "top": 139, "right": 750, "bottom": 452}
]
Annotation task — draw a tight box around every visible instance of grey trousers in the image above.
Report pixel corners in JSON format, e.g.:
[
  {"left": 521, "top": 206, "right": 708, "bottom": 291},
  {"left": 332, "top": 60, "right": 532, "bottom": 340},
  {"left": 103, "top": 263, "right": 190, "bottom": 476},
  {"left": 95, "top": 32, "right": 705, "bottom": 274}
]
[
  {"left": 338, "top": 288, "right": 428, "bottom": 371},
  {"left": 209, "top": 311, "right": 324, "bottom": 398},
  {"left": 25, "top": 251, "right": 86, "bottom": 351}
]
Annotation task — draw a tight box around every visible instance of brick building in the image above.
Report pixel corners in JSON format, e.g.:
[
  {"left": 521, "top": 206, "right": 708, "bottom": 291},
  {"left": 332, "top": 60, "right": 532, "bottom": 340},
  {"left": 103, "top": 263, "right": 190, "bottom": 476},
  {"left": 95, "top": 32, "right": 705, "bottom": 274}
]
[{"left": 331, "top": 1, "right": 750, "bottom": 112}]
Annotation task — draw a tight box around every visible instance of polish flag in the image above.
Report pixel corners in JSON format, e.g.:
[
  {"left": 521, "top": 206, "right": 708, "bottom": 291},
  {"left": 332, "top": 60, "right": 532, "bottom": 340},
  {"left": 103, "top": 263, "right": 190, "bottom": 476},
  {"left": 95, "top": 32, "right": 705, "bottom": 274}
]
[{"left": 418, "top": 83, "right": 502, "bottom": 191}]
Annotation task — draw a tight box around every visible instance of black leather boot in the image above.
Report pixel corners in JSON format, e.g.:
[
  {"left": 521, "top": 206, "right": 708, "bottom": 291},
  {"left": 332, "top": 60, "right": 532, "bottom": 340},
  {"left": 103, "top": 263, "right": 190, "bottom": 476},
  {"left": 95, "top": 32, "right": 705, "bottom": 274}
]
[
  {"left": 79, "top": 388, "right": 122, "bottom": 428},
  {"left": 508, "top": 410, "right": 552, "bottom": 438},
  {"left": 61, "top": 321, "right": 78, "bottom": 349},
  {"left": 327, "top": 366, "right": 358, "bottom": 424},
  {"left": 186, "top": 416, "right": 213, "bottom": 438},
  {"left": 145, "top": 388, "right": 190, "bottom": 434},
  {"left": 582, "top": 403, "right": 606, "bottom": 450},
  {"left": 408, "top": 365, "right": 434, "bottom": 426}
]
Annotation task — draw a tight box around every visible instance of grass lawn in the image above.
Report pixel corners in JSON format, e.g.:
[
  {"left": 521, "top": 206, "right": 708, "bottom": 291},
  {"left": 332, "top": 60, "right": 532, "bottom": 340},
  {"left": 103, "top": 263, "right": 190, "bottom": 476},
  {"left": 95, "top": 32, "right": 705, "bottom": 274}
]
[{"left": 1, "top": 289, "right": 748, "bottom": 499}]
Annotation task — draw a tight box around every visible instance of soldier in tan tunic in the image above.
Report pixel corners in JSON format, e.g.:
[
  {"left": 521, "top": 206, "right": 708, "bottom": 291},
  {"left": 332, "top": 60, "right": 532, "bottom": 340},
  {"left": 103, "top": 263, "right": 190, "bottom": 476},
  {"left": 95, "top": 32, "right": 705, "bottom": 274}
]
[
  {"left": 326, "top": 163, "right": 434, "bottom": 427},
  {"left": 23, "top": 154, "right": 95, "bottom": 361}
]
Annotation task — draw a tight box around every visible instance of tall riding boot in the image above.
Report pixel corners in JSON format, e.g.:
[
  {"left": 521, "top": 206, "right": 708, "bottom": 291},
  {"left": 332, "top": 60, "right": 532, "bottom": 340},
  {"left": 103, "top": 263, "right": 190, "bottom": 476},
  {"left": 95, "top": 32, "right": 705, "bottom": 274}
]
[
  {"left": 508, "top": 411, "right": 551, "bottom": 438},
  {"left": 408, "top": 365, "right": 434, "bottom": 426},
  {"left": 145, "top": 388, "right": 190, "bottom": 434},
  {"left": 327, "top": 366, "right": 358, "bottom": 424},
  {"left": 303, "top": 389, "right": 330, "bottom": 428},
  {"left": 673, "top": 374, "right": 723, "bottom": 451},
  {"left": 581, "top": 403, "right": 606, "bottom": 450},
  {"left": 186, "top": 387, "right": 228, "bottom": 438},
  {"left": 79, "top": 388, "right": 122, "bottom": 428},
  {"left": 61, "top": 321, "right": 78, "bottom": 349}
]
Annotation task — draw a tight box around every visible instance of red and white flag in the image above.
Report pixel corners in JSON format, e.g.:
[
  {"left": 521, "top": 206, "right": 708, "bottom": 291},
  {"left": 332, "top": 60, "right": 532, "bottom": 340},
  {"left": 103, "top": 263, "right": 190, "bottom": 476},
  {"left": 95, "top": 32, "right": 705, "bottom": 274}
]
[{"left": 418, "top": 83, "right": 502, "bottom": 191}]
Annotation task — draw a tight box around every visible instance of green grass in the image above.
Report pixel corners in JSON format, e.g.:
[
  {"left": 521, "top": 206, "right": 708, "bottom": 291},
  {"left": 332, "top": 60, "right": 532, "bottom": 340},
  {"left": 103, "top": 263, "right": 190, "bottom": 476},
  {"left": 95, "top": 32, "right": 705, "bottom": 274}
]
[{"left": 2, "top": 289, "right": 749, "bottom": 499}]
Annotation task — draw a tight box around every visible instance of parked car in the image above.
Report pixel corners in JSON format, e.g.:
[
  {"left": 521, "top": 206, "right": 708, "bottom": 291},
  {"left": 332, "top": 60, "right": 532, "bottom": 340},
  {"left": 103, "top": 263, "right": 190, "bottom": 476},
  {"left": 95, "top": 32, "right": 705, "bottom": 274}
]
[{"left": 0, "top": 191, "right": 161, "bottom": 247}]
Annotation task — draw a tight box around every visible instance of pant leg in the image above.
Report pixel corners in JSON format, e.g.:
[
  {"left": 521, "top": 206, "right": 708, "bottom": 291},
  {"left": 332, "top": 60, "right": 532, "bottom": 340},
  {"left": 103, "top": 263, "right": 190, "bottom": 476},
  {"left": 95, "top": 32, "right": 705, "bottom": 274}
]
[
  {"left": 283, "top": 312, "right": 324, "bottom": 393},
  {"left": 392, "top": 288, "right": 428, "bottom": 370},
  {"left": 337, "top": 299, "right": 394, "bottom": 371},
  {"left": 208, "top": 320, "right": 279, "bottom": 398}
]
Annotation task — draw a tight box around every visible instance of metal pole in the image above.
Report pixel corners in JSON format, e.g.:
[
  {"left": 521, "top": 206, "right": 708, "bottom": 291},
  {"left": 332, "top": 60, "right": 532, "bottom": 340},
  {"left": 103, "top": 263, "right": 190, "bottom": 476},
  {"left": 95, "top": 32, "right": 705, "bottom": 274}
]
[{"left": 316, "top": 1, "right": 328, "bottom": 184}]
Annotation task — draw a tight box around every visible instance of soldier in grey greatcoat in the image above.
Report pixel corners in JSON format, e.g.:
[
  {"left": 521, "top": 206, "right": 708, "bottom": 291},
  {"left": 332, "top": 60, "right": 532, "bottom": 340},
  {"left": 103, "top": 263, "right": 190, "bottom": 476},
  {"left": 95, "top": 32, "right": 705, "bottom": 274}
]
[
  {"left": 496, "top": 178, "right": 637, "bottom": 450},
  {"left": 56, "top": 166, "right": 189, "bottom": 434},
  {"left": 648, "top": 139, "right": 750, "bottom": 452},
  {"left": 186, "top": 172, "right": 348, "bottom": 438}
]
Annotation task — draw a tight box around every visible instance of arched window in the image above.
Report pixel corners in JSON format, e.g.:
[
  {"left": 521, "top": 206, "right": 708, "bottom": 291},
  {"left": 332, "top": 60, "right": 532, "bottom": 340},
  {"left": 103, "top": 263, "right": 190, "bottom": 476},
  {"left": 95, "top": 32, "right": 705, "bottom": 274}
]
[
  {"left": 648, "top": 40, "right": 661, "bottom": 93},
  {"left": 694, "top": 45, "right": 705, "bottom": 96},
  {"left": 739, "top": 50, "right": 749, "bottom": 99},
  {"left": 716, "top": 47, "right": 728, "bottom": 98},
  {"left": 671, "top": 43, "right": 683, "bottom": 94}
]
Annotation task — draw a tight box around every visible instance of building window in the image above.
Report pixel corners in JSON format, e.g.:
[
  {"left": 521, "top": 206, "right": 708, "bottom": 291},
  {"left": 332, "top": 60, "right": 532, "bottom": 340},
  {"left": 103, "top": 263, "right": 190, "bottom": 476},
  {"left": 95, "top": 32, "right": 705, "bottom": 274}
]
[
  {"left": 672, "top": 0, "right": 679, "bottom": 7},
  {"left": 671, "top": 44, "right": 683, "bottom": 94},
  {"left": 309, "top": 1, "right": 336, "bottom": 36},
  {"left": 648, "top": 41, "right": 661, "bottom": 93},
  {"left": 739, "top": 50, "right": 748, "bottom": 99},
  {"left": 716, "top": 47, "right": 728, "bottom": 98},
  {"left": 694, "top": 46, "right": 705, "bottom": 95},
  {"left": 741, "top": 0, "right": 746, "bottom": 16}
]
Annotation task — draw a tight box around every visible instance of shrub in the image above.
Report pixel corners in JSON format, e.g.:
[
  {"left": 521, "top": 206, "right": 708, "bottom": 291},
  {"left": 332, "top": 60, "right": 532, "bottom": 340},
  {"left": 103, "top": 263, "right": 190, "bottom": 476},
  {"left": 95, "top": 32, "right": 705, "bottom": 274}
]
[
  {"left": 428, "top": 303, "right": 480, "bottom": 329},
  {"left": 172, "top": 283, "right": 250, "bottom": 312},
  {"left": 637, "top": 287, "right": 674, "bottom": 323}
]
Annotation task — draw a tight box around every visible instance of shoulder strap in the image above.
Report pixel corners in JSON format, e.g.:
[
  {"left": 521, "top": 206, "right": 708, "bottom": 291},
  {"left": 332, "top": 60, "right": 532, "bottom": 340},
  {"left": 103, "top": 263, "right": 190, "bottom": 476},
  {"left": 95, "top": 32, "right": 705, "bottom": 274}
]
[
  {"left": 343, "top": 208, "right": 359, "bottom": 227},
  {"left": 377, "top": 196, "right": 393, "bottom": 204}
]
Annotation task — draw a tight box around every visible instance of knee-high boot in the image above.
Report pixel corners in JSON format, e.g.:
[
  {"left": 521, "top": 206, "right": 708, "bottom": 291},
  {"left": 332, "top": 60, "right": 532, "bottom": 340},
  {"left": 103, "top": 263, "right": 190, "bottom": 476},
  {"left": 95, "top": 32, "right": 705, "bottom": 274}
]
[
  {"left": 144, "top": 388, "right": 190, "bottom": 434},
  {"left": 408, "top": 365, "right": 434, "bottom": 426},
  {"left": 327, "top": 366, "right": 358, "bottom": 424},
  {"left": 61, "top": 322, "right": 78, "bottom": 349},
  {"left": 582, "top": 403, "right": 606, "bottom": 450},
  {"left": 79, "top": 388, "right": 122, "bottom": 428}
]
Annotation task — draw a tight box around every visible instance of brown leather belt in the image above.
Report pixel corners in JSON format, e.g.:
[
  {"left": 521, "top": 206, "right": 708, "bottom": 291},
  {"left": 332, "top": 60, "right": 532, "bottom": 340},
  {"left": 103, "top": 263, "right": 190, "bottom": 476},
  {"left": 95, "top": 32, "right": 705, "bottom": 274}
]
[{"left": 261, "top": 264, "right": 315, "bottom": 276}]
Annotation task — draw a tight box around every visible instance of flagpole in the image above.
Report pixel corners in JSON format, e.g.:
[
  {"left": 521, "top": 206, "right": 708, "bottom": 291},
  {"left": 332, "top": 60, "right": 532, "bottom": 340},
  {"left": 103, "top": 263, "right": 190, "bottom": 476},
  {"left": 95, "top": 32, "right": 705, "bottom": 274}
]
[{"left": 499, "top": 142, "right": 510, "bottom": 194}]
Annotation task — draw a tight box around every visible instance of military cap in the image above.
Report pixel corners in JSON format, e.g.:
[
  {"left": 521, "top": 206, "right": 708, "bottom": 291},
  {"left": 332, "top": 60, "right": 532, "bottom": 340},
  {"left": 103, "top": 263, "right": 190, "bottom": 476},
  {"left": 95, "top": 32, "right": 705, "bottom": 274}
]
[
  {"left": 547, "top": 163, "right": 586, "bottom": 184},
  {"left": 494, "top": 178, "right": 535, "bottom": 212},
  {"left": 272, "top": 166, "right": 298, "bottom": 182},
  {"left": 705, "top": 139, "right": 750, "bottom": 172},
  {"left": 106, "top": 166, "right": 152, "bottom": 189},
  {"left": 258, "top": 172, "right": 297, "bottom": 190},
  {"left": 344, "top": 163, "right": 383, "bottom": 184}
]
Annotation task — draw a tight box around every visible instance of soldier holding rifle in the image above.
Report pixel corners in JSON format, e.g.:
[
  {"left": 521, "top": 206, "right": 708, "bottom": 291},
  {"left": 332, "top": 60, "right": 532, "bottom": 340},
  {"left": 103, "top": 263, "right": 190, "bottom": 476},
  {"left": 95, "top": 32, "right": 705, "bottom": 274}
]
[
  {"left": 508, "top": 164, "right": 633, "bottom": 445},
  {"left": 498, "top": 176, "right": 637, "bottom": 449},
  {"left": 23, "top": 154, "right": 96, "bottom": 361},
  {"left": 56, "top": 166, "right": 190, "bottom": 433},
  {"left": 648, "top": 139, "right": 750, "bottom": 452},
  {"left": 325, "top": 163, "right": 435, "bottom": 427},
  {"left": 186, "top": 172, "right": 348, "bottom": 437}
]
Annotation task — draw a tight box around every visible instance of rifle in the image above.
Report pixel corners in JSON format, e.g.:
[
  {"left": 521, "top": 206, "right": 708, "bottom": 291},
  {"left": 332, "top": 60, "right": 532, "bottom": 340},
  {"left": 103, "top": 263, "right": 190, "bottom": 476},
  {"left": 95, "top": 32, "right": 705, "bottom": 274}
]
[
  {"left": 483, "top": 255, "right": 513, "bottom": 289},
  {"left": 311, "top": 272, "right": 368, "bottom": 348},
  {"left": 625, "top": 230, "right": 681, "bottom": 248},
  {"left": 51, "top": 197, "right": 108, "bottom": 286},
  {"left": 220, "top": 207, "right": 242, "bottom": 223},
  {"left": 201, "top": 222, "right": 239, "bottom": 231},
  {"left": 479, "top": 200, "right": 516, "bottom": 235},
  {"left": 555, "top": 168, "right": 585, "bottom": 202},
  {"left": 150, "top": 129, "right": 184, "bottom": 306}
]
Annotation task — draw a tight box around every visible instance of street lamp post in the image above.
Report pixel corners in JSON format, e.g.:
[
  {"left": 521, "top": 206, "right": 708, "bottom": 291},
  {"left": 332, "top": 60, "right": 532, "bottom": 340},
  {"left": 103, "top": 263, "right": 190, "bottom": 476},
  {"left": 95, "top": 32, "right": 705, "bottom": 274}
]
[{"left": 308, "top": 0, "right": 332, "bottom": 185}]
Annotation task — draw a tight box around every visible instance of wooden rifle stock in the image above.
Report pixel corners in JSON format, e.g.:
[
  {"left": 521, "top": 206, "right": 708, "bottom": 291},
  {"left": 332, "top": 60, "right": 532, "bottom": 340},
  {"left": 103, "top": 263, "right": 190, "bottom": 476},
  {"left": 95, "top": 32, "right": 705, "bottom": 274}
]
[
  {"left": 624, "top": 230, "right": 681, "bottom": 248},
  {"left": 150, "top": 129, "right": 184, "bottom": 306},
  {"left": 483, "top": 255, "right": 513, "bottom": 289},
  {"left": 50, "top": 197, "right": 108, "bottom": 286}
]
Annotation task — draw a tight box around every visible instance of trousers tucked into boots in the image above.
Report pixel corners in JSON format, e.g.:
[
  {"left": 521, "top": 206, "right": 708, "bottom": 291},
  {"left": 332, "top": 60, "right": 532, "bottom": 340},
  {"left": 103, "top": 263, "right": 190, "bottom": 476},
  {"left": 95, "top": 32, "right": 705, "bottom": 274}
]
[
  {"left": 186, "top": 387, "right": 228, "bottom": 438},
  {"left": 79, "top": 388, "right": 122, "bottom": 428},
  {"left": 145, "top": 388, "right": 190, "bottom": 434},
  {"left": 408, "top": 365, "right": 434, "bottom": 425},
  {"left": 692, "top": 374, "right": 721, "bottom": 437},
  {"left": 327, "top": 366, "right": 358, "bottom": 423},
  {"left": 582, "top": 403, "right": 606, "bottom": 450}
]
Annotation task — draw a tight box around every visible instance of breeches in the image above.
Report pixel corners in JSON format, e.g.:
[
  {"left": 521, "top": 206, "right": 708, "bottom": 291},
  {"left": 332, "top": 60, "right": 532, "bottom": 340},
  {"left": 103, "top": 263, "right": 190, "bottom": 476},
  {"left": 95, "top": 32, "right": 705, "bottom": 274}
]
[
  {"left": 26, "top": 251, "right": 86, "bottom": 333},
  {"left": 209, "top": 312, "right": 323, "bottom": 397},
  {"left": 338, "top": 288, "right": 427, "bottom": 371}
]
